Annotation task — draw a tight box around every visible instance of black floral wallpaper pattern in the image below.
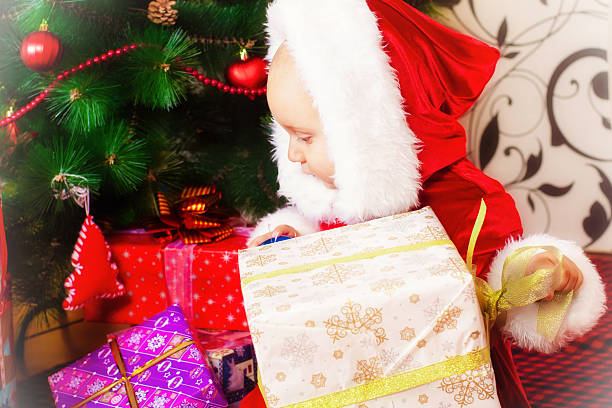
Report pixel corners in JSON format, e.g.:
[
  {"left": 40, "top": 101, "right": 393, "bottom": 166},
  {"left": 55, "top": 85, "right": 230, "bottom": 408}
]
[{"left": 441, "top": 0, "right": 611, "bottom": 251}]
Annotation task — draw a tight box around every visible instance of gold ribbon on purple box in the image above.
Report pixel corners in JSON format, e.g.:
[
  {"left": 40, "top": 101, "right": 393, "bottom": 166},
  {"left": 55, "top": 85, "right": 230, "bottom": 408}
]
[{"left": 71, "top": 335, "right": 195, "bottom": 408}]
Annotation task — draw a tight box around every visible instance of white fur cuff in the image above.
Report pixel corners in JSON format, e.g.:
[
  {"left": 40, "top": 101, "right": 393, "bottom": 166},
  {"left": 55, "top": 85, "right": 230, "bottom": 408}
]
[
  {"left": 487, "top": 234, "right": 606, "bottom": 353},
  {"left": 248, "top": 206, "right": 321, "bottom": 245}
]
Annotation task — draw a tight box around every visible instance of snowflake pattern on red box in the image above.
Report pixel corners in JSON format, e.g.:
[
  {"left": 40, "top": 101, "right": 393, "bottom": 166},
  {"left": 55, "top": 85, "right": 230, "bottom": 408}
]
[
  {"left": 84, "top": 232, "right": 169, "bottom": 324},
  {"left": 165, "top": 233, "right": 250, "bottom": 331}
]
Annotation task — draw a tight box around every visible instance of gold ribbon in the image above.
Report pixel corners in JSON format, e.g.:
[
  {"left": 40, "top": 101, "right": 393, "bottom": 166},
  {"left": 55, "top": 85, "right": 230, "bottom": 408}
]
[
  {"left": 71, "top": 338, "right": 195, "bottom": 408},
  {"left": 467, "top": 199, "right": 572, "bottom": 341},
  {"left": 266, "top": 348, "right": 490, "bottom": 408},
  {"left": 242, "top": 239, "right": 453, "bottom": 286}
]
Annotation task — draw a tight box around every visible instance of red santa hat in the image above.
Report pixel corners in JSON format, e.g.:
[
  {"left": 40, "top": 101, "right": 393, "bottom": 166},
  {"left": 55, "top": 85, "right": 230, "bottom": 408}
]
[{"left": 265, "top": 0, "right": 499, "bottom": 224}]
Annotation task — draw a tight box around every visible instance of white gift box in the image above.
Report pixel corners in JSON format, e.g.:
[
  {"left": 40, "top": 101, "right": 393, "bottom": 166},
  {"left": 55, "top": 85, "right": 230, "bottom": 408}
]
[{"left": 238, "top": 207, "right": 500, "bottom": 408}]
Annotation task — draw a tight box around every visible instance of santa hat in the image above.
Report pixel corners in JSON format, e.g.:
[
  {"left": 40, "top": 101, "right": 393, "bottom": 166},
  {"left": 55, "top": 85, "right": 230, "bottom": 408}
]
[{"left": 265, "top": 0, "right": 499, "bottom": 224}]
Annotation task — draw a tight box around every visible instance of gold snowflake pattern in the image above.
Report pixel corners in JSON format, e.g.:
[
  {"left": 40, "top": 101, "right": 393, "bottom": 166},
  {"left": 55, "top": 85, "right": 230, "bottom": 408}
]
[
  {"left": 276, "top": 372, "right": 286, "bottom": 382},
  {"left": 433, "top": 306, "right": 462, "bottom": 334},
  {"left": 305, "top": 320, "right": 315, "bottom": 327},
  {"left": 427, "top": 257, "right": 469, "bottom": 282},
  {"left": 333, "top": 350, "right": 344, "bottom": 359},
  {"left": 262, "top": 385, "right": 279, "bottom": 407},
  {"left": 254, "top": 285, "right": 287, "bottom": 298},
  {"left": 426, "top": 225, "right": 448, "bottom": 240},
  {"left": 245, "top": 254, "right": 277, "bottom": 268},
  {"left": 344, "top": 222, "right": 372, "bottom": 231},
  {"left": 410, "top": 294, "right": 420, "bottom": 303},
  {"left": 311, "top": 264, "right": 365, "bottom": 286},
  {"left": 418, "top": 394, "right": 429, "bottom": 404},
  {"left": 250, "top": 328, "right": 263, "bottom": 343},
  {"left": 311, "top": 373, "right": 327, "bottom": 389},
  {"left": 439, "top": 363, "right": 496, "bottom": 407},
  {"left": 276, "top": 304, "right": 291, "bottom": 312},
  {"left": 352, "top": 357, "right": 383, "bottom": 384},
  {"left": 324, "top": 301, "right": 388, "bottom": 345},
  {"left": 470, "top": 331, "right": 480, "bottom": 340},
  {"left": 400, "top": 327, "right": 416, "bottom": 341},
  {"left": 246, "top": 303, "right": 262, "bottom": 318},
  {"left": 417, "top": 339, "right": 427, "bottom": 348},
  {"left": 300, "top": 236, "right": 349, "bottom": 256},
  {"left": 370, "top": 278, "right": 406, "bottom": 297}
]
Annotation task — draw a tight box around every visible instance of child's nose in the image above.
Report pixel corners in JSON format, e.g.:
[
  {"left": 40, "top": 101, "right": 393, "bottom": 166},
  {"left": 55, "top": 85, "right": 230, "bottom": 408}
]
[{"left": 288, "top": 138, "right": 305, "bottom": 163}]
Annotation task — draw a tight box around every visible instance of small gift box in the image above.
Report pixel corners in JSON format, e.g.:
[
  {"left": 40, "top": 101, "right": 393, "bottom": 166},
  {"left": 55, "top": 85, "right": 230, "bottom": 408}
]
[
  {"left": 48, "top": 304, "right": 228, "bottom": 408},
  {"left": 197, "top": 330, "right": 257, "bottom": 404},
  {"left": 238, "top": 207, "right": 501, "bottom": 407}
]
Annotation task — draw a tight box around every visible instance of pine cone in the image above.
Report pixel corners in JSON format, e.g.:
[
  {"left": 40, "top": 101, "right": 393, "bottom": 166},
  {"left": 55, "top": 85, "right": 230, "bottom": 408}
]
[{"left": 147, "top": 0, "right": 178, "bottom": 26}]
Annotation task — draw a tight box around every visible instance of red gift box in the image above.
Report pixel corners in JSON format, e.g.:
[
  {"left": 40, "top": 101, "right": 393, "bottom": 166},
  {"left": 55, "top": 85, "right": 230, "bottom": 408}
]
[
  {"left": 84, "top": 231, "right": 169, "bottom": 324},
  {"left": 85, "top": 228, "right": 252, "bottom": 331},
  {"left": 164, "top": 230, "right": 250, "bottom": 331}
]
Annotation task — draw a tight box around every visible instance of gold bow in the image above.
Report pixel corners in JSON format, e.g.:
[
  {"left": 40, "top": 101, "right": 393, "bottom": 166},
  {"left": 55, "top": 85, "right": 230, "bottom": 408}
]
[
  {"left": 467, "top": 200, "right": 572, "bottom": 341},
  {"left": 154, "top": 185, "right": 234, "bottom": 244}
]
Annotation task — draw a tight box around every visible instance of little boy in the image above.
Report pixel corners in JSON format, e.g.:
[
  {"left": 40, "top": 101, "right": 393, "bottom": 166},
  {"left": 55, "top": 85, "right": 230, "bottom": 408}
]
[{"left": 244, "top": 0, "right": 606, "bottom": 406}]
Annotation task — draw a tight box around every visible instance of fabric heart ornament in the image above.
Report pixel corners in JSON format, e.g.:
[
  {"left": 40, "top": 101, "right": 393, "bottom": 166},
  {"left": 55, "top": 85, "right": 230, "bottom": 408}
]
[
  {"left": 63, "top": 215, "right": 125, "bottom": 310},
  {"left": 225, "top": 56, "right": 268, "bottom": 89}
]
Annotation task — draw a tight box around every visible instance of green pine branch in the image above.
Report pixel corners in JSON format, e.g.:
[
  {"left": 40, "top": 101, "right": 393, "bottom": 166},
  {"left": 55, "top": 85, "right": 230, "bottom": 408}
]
[
  {"left": 125, "top": 27, "right": 200, "bottom": 110},
  {"left": 91, "top": 120, "right": 151, "bottom": 195},
  {"left": 46, "top": 73, "right": 121, "bottom": 133}
]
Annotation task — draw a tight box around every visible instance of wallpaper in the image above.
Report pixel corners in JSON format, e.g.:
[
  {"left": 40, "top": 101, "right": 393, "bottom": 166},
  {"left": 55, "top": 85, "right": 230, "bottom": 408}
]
[{"left": 438, "top": 0, "right": 612, "bottom": 251}]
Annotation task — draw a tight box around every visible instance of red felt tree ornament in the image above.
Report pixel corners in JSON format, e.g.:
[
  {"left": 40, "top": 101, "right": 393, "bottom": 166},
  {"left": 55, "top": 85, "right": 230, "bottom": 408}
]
[
  {"left": 20, "top": 20, "right": 63, "bottom": 72},
  {"left": 225, "top": 49, "right": 268, "bottom": 90},
  {"left": 63, "top": 215, "right": 125, "bottom": 310},
  {"left": 61, "top": 183, "right": 124, "bottom": 310}
]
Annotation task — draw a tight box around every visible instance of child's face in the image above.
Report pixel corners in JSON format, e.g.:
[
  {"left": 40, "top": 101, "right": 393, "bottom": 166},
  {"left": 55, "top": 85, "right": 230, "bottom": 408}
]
[{"left": 267, "top": 44, "right": 336, "bottom": 189}]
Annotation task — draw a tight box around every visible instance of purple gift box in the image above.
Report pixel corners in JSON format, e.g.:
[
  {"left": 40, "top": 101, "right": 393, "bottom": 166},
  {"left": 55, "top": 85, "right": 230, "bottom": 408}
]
[{"left": 48, "top": 304, "right": 228, "bottom": 408}]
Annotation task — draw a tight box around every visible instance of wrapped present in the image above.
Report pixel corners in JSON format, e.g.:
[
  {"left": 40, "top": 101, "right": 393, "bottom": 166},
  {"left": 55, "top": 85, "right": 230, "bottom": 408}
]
[
  {"left": 238, "top": 207, "right": 500, "bottom": 408},
  {"left": 84, "top": 231, "right": 169, "bottom": 325},
  {"left": 164, "top": 227, "right": 251, "bottom": 331},
  {"left": 48, "top": 304, "right": 228, "bottom": 408},
  {"left": 197, "top": 330, "right": 257, "bottom": 404},
  {"left": 85, "top": 227, "right": 251, "bottom": 331},
  {"left": 0, "top": 191, "right": 16, "bottom": 407}
]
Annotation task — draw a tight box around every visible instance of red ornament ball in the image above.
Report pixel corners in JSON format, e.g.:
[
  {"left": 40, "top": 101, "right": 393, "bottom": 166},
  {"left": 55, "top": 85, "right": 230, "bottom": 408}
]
[
  {"left": 225, "top": 56, "right": 268, "bottom": 90},
  {"left": 20, "top": 30, "right": 63, "bottom": 72}
]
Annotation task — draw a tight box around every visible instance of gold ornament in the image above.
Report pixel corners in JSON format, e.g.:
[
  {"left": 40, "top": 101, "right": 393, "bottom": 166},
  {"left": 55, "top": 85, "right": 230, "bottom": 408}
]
[
  {"left": 105, "top": 153, "right": 116, "bottom": 166},
  {"left": 69, "top": 88, "right": 82, "bottom": 102},
  {"left": 147, "top": 0, "right": 178, "bottom": 26}
]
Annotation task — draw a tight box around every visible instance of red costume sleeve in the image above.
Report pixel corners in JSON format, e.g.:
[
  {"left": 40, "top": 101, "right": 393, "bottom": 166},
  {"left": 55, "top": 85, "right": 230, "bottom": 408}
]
[
  {"left": 421, "top": 158, "right": 531, "bottom": 408},
  {"left": 420, "top": 158, "right": 523, "bottom": 278}
]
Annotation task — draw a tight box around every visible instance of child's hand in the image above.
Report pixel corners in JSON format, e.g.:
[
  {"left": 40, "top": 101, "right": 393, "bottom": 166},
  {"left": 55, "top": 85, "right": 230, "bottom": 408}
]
[
  {"left": 525, "top": 251, "right": 584, "bottom": 301},
  {"left": 248, "top": 224, "right": 300, "bottom": 248}
]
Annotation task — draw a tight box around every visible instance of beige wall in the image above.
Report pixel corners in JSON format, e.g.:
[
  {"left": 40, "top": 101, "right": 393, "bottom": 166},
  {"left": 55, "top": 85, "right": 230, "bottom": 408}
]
[{"left": 439, "top": 0, "right": 612, "bottom": 252}]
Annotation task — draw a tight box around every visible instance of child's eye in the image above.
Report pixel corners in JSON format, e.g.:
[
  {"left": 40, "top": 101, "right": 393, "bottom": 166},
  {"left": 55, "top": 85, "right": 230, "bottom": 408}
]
[{"left": 298, "top": 135, "right": 312, "bottom": 143}]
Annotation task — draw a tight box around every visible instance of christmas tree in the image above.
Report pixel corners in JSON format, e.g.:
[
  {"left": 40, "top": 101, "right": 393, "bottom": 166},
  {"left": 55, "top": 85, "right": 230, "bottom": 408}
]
[{"left": 0, "top": 0, "right": 449, "bottom": 357}]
